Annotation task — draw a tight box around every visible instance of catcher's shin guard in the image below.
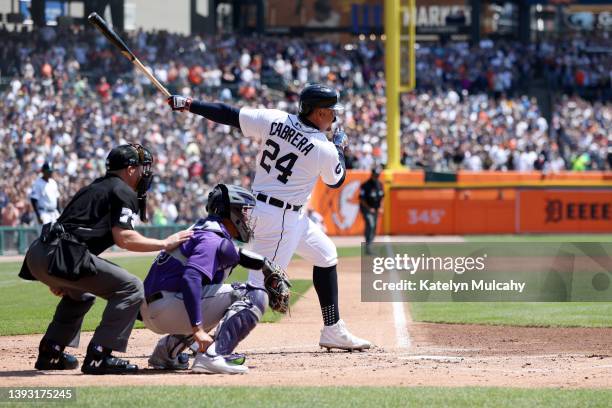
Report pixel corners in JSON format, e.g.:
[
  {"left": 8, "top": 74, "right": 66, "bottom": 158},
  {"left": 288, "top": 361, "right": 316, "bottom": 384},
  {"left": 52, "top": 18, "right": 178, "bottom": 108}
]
[{"left": 212, "top": 284, "right": 267, "bottom": 356}]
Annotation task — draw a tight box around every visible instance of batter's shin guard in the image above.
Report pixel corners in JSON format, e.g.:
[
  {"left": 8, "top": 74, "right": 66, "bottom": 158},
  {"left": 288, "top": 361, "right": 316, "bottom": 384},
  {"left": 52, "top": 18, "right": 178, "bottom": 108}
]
[{"left": 212, "top": 286, "right": 267, "bottom": 356}]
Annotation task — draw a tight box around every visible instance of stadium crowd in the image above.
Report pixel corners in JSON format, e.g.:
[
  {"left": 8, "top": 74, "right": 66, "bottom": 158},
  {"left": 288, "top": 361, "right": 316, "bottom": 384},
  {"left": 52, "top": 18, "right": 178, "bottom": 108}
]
[{"left": 0, "top": 26, "right": 610, "bottom": 226}]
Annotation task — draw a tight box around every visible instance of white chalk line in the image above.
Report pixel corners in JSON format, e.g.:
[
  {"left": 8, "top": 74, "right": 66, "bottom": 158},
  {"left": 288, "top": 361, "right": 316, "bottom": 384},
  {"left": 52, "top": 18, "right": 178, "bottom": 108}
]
[{"left": 383, "top": 237, "right": 411, "bottom": 350}]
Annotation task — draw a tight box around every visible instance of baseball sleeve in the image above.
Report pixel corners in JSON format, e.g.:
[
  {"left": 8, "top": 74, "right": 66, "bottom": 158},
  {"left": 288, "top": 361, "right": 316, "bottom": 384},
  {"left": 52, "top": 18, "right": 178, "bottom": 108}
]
[
  {"left": 181, "top": 238, "right": 218, "bottom": 327},
  {"left": 217, "top": 237, "right": 240, "bottom": 270},
  {"left": 320, "top": 143, "right": 346, "bottom": 187},
  {"left": 239, "top": 108, "right": 269, "bottom": 142},
  {"left": 29, "top": 179, "right": 42, "bottom": 200},
  {"left": 110, "top": 184, "right": 139, "bottom": 230}
]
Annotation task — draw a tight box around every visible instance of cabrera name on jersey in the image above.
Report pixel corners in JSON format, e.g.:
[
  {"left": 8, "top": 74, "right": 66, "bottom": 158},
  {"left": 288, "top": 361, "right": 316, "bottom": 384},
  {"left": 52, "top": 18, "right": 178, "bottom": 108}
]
[{"left": 239, "top": 108, "right": 344, "bottom": 205}]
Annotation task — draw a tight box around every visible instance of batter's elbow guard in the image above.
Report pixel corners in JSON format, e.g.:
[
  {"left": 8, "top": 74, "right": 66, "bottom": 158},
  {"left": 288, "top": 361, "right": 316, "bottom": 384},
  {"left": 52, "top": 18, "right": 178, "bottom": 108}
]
[
  {"left": 326, "top": 172, "right": 345, "bottom": 189},
  {"left": 326, "top": 146, "right": 346, "bottom": 189}
]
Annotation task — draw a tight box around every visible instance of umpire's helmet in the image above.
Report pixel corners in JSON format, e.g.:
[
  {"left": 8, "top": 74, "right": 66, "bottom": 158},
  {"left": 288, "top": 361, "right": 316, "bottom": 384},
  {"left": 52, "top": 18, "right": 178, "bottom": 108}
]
[
  {"left": 206, "top": 184, "right": 256, "bottom": 243},
  {"left": 106, "top": 143, "right": 153, "bottom": 171},
  {"left": 298, "top": 84, "right": 344, "bottom": 118}
]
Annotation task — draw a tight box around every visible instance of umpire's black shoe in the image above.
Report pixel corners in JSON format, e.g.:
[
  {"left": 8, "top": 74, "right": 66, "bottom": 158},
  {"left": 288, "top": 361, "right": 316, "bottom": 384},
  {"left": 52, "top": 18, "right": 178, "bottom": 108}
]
[
  {"left": 35, "top": 339, "right": 79, "bottom": 370},
  {"left": 81, "top": 344, "right": 138, "bottom": 375}
]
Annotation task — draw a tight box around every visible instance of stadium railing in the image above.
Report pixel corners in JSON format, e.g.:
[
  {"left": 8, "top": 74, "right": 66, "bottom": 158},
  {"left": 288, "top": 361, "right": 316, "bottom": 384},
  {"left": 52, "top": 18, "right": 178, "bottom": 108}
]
[{"left": 0, "top": 224, "right": 189, "bottom": 256}]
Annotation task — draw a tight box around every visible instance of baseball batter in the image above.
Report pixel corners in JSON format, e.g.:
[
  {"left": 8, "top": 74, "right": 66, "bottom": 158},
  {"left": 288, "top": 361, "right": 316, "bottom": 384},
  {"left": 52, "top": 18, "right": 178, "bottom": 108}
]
[{"left": 168, "top": 84, "right": 371, "bottom": 351}]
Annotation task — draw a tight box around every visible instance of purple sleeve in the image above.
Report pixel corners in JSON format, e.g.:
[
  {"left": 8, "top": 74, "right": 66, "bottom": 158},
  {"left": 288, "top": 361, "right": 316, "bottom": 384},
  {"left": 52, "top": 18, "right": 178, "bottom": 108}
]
[
  {"left": 218, "top": 238, "right": 240, "bottom": 266},
  {"left": 180, "top": 266, "right": 209, "bottom": 327},
  {"left": 180, "top": 235, "right": 219, "bottom": 326}
]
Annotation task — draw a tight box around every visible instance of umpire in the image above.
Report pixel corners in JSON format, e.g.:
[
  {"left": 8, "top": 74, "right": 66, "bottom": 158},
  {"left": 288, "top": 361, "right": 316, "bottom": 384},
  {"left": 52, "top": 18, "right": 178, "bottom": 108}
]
[
  {"left": 359, "top": 166, "right": 384, "bottom": 255},
  {"left": 19, "top": 144, "right": 192, "bottom": 375}
]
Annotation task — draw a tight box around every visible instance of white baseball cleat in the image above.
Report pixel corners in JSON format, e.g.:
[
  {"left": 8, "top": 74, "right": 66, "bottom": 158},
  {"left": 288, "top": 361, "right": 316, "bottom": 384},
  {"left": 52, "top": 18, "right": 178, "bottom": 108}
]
[
  {"left": 192, "top": 352, "right": 249, "bottom": 374},
  {"left": 319, "top": 319, "right": 372, "bottom": 352}
]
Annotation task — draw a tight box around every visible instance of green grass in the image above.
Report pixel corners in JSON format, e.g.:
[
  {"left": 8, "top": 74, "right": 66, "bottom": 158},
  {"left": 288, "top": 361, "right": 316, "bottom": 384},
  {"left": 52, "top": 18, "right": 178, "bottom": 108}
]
[
  {"left": 5, "top": 235, "right": 612, "bottom": 334},
  {"left": 0, "top": 256, "right": 311, "bottom": 336},
  {"left": 411, "top": 302, "right": 612, "bottom": 327},
  {"left": 9, "top": 386, "right": 611, "bottom": 408},
  {"left": 289, "top": 245, "right": 362, "bottom": 260},
  {"left": 409, "top": 235, "right": 612, "bottom": 327},
  {"left": 465, "top": 234, "right": 612, "bottom": 243}
]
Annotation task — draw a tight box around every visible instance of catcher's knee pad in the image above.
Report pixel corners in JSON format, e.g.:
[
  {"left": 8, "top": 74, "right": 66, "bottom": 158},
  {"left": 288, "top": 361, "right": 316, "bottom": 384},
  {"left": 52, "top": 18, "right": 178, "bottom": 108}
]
[
  {"left": 243, "top": 283, "right": 268, "bottom": 313},
  {"left": 214, "top": 285, "right": 267, "bottom": 356}
]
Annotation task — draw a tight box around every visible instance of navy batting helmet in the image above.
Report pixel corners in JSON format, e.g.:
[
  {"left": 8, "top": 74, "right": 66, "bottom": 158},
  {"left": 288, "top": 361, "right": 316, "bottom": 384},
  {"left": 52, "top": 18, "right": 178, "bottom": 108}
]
[
  {"left": 206, "top": 184, "right": 256, "bottom": 243},
  {"left": 298, "top": 84, "right": 343, "bottom": 117}
]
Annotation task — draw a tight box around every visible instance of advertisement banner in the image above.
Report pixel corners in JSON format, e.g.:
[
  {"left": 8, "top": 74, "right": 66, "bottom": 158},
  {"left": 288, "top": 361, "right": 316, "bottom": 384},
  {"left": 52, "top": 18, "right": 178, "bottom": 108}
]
[
  {"left": 265, "top": 0, "right": 470, "bottom": 32},
  {"left": 518, "top": 189, "right": 612, "bottom": 233},
  {"left": 309, "top": 172, "right": 612, "bottom": 235}
]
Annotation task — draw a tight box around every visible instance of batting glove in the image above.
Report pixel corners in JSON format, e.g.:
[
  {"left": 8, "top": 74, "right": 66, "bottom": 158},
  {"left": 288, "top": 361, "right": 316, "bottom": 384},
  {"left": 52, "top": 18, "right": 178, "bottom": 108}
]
[
  {"left": 167, "top": 95, "right": 192, "bottom": 112},
  {"left": 332, "top": 126, "right": 348, "bottom": 149}
]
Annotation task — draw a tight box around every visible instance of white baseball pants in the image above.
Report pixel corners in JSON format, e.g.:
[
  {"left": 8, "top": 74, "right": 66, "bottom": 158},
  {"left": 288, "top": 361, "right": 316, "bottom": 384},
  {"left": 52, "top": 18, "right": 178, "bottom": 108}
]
[{"left": 247, "top": 201, "right": 338, "bottom": 287}]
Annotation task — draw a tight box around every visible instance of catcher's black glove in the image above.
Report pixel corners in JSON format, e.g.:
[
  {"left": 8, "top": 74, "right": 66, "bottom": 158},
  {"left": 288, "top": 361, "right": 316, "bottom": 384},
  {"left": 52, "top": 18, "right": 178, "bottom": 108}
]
[{"left": 262, "top": 258, "right": 291, "bottom": 313}]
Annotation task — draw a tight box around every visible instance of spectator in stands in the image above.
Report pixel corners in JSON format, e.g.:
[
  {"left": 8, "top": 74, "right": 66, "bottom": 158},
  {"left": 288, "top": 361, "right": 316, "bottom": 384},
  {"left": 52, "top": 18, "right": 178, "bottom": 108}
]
[{"left": 0, "top": 27, "right": 609, "bottom": 227}]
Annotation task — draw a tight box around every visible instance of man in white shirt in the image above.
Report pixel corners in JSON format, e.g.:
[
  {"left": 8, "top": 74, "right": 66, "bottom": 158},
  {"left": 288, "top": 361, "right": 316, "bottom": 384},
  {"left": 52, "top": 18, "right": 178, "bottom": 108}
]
[{"left": 30, "top": 162, "right": 60, "bottom": 225}]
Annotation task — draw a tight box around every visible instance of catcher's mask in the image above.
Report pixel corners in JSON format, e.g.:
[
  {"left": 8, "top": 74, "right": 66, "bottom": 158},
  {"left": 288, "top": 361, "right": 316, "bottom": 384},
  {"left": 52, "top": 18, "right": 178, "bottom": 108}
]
[
  {"left": 106, "top": 143, "right": 154, "bottom": 221},
  {"left": 106, "top": 143, "right": 153, "bottom": 172},
  {"left": 206, "top": 184, "right": 256, "bottom": 243}
]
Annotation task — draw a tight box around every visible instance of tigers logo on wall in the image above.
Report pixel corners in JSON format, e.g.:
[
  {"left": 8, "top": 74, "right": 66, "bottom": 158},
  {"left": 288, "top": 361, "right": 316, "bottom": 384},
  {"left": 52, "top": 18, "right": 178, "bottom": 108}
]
[{"left": 331, "top": 181, "right": 361, "bottom": 230}]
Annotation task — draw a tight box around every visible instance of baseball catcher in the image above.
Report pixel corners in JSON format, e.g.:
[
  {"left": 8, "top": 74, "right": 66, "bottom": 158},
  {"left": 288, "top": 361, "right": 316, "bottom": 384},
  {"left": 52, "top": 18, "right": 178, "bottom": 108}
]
[{"left": 139, "top": 184, "right": 290, "bottom": 374}]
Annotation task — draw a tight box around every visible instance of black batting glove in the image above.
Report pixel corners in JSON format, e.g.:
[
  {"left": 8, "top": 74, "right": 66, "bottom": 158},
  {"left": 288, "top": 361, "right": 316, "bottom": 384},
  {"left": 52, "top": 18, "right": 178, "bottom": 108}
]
[{"left": 167, "top": 95, "right": 192, "bottom": 112}]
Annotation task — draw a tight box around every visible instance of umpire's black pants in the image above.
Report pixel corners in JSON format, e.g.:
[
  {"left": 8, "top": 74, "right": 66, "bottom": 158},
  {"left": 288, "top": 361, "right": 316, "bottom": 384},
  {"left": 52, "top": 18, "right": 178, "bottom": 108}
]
[
  {"left": 25, "top": 239, "right": 144, "bottom": 352},
  {"left": 361, "top": 209, "right": 378, "bottom": 246}
]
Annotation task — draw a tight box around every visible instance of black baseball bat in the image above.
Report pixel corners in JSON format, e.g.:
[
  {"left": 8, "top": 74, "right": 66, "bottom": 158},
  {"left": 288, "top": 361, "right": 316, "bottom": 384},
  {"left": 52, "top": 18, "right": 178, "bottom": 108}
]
[{"left": 87, "top": 12, "right": 171, "bottom": 97}]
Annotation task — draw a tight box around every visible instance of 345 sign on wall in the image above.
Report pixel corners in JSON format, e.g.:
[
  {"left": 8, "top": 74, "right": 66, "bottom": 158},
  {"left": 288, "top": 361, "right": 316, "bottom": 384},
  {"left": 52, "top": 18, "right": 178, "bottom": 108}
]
[{"left": 408, "top": 209, "right": 446, "bottom": 225}]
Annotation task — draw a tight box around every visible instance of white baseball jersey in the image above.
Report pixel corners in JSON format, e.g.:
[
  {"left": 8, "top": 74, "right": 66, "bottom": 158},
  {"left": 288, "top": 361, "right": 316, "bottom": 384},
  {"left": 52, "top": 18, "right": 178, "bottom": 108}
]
[
  {"left": 239, "top": 108, "right": 344, "bottom": 206},
  {"left": 30, "top": 178, "right": 59, "bottom": 210},
  {"left": 30, "top": 177, "right": 60, "bottom": 223},
  {"left": 238, "top": 108, "right": 343, "bottom": 286}
]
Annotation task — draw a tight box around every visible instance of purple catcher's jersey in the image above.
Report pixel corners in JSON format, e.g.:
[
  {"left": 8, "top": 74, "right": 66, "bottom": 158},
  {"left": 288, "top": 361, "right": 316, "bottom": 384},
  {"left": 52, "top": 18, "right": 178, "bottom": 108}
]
[{"left": 144, "top": 217, "right": 240, "bottom": 296}]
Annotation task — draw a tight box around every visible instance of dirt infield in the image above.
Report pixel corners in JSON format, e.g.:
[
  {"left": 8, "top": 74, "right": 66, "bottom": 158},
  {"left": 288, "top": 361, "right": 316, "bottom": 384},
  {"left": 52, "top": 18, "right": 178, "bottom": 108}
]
[{"left": 1, "top": 257, "right": 612, "bottom": 388}]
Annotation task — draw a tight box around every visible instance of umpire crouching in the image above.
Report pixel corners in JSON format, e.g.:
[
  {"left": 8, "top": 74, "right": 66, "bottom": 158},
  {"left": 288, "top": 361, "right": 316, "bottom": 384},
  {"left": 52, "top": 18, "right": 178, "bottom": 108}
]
[{"left": 19, "top": 144, "right": 192, "bottom": 375}]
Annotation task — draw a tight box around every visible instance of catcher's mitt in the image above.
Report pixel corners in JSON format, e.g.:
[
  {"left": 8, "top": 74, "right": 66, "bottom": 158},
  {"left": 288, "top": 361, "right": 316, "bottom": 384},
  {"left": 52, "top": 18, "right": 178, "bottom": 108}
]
[{"left": 262, "top": 258, "right": 291, "bottom": 313}]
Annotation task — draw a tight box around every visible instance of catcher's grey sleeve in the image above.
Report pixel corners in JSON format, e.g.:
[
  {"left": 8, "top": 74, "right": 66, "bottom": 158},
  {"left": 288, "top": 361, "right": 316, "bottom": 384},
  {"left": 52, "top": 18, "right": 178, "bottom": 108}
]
[{"left": 238, "top": 248, "right": 266, "bottom": 270}]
